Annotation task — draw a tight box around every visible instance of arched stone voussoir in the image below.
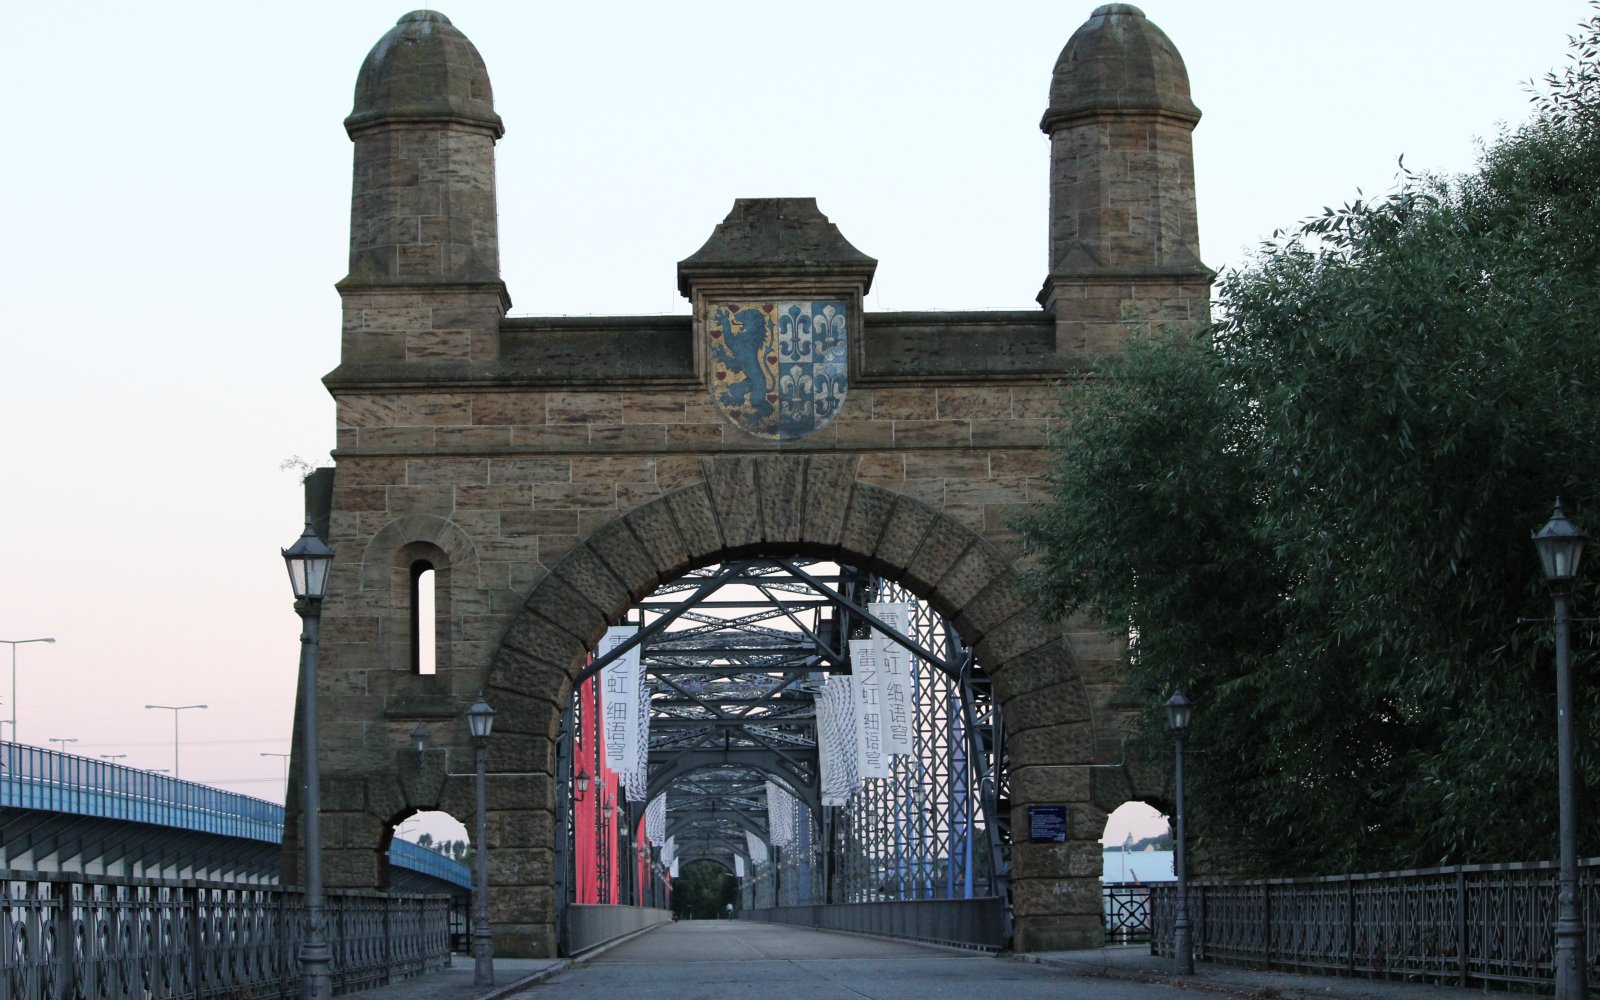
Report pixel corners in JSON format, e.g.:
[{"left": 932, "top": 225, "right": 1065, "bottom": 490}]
[
  {"left": 954, "top": 572, "right": 1037, "bottom": 643},
  {"left": 971, "top": 597, "right": 1061, "bottom": 667},
  {"left": 697, "top": 454, "right": 864, "bottom": 558},
  {"left": 872, "top": 494, "right": 939, "bottom": 577},
  {"left": 620, "top": 496, "right": 691, "bottom": 581},
  {"left": 549, "top": 542, "right": 632, "bottom": 620},
  {"left": 800, "top": 454, "right": 860, "bottom": 549},
  {"left": 356, "top": 513, "right": 482, "bottom": 590},
  {"left": 515, "top": 572, "right": 609, "bottom": 652},
  {"left": 755, "top": 453, "right": 808, "bottom": 547},
  {"left": 483, "top": 684, "right": 564, "bottom": 742},
  {"left": 838, "top": 480, "right": 898, "bottom": 567},
  {"left": 930, "top": 539, "right": 1015, "bottom": 620},
  {"left": 663, "top": 483, "right": 721, "bottom": 562},
  {"left": 492, "top": 644, "right": 577, "bottom": 707},
  {"left": 899, "top": 512, "right": 981, "bottom": 597},
  {"left": 701, "top": 456, "right": 761, "bottom": 552},
  {"left": 584, "top": 515, "right": 667, "bottom": 603}
]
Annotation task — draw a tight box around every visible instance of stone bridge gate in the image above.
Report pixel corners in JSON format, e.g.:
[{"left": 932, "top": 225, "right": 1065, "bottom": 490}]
[{"left": 284, "top": 3, "right": 1212, "bottom": 957}]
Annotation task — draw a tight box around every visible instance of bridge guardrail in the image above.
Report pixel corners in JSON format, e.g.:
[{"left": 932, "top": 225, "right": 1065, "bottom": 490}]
[
  {"left": 1, "top": 742, "right": 284, "bottom": 842},
  {"left": 1150, "top": 857, "right": 1600, "bottom": 987},
  {"left": 0, "top": 870, "right": 450, "bottom": 1000}
]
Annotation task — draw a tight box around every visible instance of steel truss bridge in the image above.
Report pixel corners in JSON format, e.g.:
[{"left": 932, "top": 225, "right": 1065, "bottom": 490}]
[{"left": 554, "top": 559, "right": 1011, "bottom": 928}]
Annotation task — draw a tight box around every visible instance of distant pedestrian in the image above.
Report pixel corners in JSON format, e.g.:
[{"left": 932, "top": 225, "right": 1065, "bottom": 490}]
[{"left": 725, "top": 902, "right": 733, "bottom": 919}]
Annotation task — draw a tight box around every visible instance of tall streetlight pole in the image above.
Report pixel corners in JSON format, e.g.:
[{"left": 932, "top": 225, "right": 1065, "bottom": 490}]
[
  {"left": 48, "top": 737, "right": 77, "bottom": 754},
  {"left": 262, "top": 751, "right": 292, "bottom": 798},
  {"left": 1532, "top": 500, "right": 1588, "bottom": 1000},
  {"left": 467, "top": 694, "right": 496, "bottom": 988},
  {"left": 145, "top": 704, "right": 207, "bottom": 778},
  {"left": 100, "top": 754, "right": 127, "bottom": 764},
  {"left": 284, "top": 516, "right": 334, "bottom": 1000},
  {"left": 1165, "top": 691, "right": 1195, "bottom": 975},
  {"left": 2, "top": 636, "right": 56, "bottom": 744}
]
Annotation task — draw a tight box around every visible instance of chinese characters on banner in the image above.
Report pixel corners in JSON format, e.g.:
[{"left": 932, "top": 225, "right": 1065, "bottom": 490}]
[
  {"left": 847, "top": 637, "right": 889, "bottom": 778},
  {"left": 599, "top": 626, "right": 643, "bottom": 792},
  {"left": 868, "top": 602, "right": 915, "bottom": 757},
  {"left": 844, "top": 602, "right": 916, "bottom": 785}
]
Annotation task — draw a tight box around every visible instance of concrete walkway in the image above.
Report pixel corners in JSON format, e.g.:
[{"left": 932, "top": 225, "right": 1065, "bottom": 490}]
[
  {"left": 349, "top": 955, "right": 568, "bottom": 1000},
  {"left": 1025, "top": 944, "right": 1498, "bottom": 1000},
  {"left": 351, "top": 935, "right": 1505, "bottom": 1000}
]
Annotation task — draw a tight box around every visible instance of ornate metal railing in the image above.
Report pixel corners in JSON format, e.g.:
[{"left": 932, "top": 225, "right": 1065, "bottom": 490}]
[
  {"left": 1151, "top": 858, "right": 1600, "bottom": 986},
  {"left": 1, "top": 872, "right": 450, "bottom": 1000},
  {"left": 1103, "top": 882, "right": 1153, "bottom": 941}
]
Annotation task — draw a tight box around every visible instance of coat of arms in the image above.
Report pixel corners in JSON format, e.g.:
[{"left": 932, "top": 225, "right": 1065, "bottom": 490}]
[{"left": 708, "top": 300, "right": 848, "bottom": 439}]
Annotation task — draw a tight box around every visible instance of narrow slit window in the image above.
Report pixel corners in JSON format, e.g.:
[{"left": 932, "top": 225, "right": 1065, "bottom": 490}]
[{"left": 411, "top": 561, "right": 437, "bottom": 675}]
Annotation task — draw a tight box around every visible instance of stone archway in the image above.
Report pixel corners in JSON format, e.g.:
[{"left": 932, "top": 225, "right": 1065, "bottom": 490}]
[
  {"left": 478, "top": 453, "right": 1097, "bottom": 956},
  {"left": 308, "top": 2, "right": 1212, "bottom": 960}
]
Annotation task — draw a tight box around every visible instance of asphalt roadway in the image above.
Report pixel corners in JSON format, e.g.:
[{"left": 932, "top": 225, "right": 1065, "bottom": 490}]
[{"left": 360, "top": 921, "right": 1500, "bottom": 1000}]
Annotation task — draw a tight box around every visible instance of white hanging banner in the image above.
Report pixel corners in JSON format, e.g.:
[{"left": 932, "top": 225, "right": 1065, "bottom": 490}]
[
  {"left": 598, "top": 626, "right": 642, "bottom": 790},
  {"left": 848, "top": 638, "right": 890, "bottom": 778},
  {"left": 765, "top": 781, "right": 795, "bottom": 847},
  {"left": 745, "top": 830, "right": 769, "bottom": 866},
  {"left": 670, "top": 858, "right": 679, "bottom": 878},
  {"left": 662, "top": 835, "right": 677, "bottom": 864},
  {"left": 869, "top": 602, "right": 915, "bottom": 756},
  {"left": 734, "top": 855, "right": 746, "bottom": 878},
  {"left": 645, "top": 793, "right": 667, "bottom": 845},
  {"left": 630, "top": 647, "right": 652, "bottom": 796},
  {"left": 816, "top": 674, "right": 858, "bottom": 805}
]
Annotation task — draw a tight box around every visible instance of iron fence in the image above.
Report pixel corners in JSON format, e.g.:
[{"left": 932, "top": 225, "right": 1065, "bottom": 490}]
[
  {"left": 1, "top": 871, "right": 450, "bottom": 1000},
  {"left": 1151, "top": 858, "right": 1600, "bottom": 987},
  {"left": 1103, "top": 882, "right": 1153, "bottom": 942}
]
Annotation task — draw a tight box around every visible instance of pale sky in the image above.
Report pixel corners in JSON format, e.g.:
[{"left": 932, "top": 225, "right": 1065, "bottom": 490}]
[{"left": 0, "top": 2, "right": 1583, "bottom": 829}]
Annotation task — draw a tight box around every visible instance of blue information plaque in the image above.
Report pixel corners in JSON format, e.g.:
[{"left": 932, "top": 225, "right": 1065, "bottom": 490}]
[{"left": 1027, "top": 804, "right": 1069, "bottom": 843}]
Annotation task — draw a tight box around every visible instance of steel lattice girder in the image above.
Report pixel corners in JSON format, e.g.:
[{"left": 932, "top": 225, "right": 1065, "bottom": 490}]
[{"left": 560, "top": 558, "right": 1007, "bottom": 904}]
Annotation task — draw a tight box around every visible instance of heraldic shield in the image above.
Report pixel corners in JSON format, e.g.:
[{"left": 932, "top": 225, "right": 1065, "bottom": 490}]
[{"left": 708, "top": 300, "right": 848, "bottom": 440}]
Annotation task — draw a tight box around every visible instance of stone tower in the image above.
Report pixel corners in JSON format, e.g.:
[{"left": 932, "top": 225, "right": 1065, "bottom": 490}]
[
  {"left": 341, "top": 10, "right": 508, "bottom": 365},
  {"left": 1039, "top": 3, "right": 1211, "bottom": 359}
]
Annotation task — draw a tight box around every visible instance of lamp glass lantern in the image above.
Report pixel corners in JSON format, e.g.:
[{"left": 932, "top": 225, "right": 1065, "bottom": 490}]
[
  {"left": 283, "top": 517, "right": 335, "bottom": 600},
  {"left": 1165, "top": 691, "right": 1194, "bottom": 735},
  {"left": 467, "top": 695, "right": 496, "bottom": 742},
  {"left": 574, "top": 768, "right": 590, "bottom": 799},
  {"left": 1533, "top": 501, "right": 1588, "bottom": 587}
]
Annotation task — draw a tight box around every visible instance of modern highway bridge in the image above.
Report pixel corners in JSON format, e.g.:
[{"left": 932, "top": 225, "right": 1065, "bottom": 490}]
[{"left": 0, "top": 740, "right": 470, "bottom": 894}]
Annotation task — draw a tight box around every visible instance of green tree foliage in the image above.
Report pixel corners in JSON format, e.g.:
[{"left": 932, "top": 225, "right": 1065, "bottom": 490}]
[
  {"left": 670, "top": 860, "right": 738, "bottom": 920},
  {"left": 1021, "top": 9, "right": 1600, "bottom": 875}
]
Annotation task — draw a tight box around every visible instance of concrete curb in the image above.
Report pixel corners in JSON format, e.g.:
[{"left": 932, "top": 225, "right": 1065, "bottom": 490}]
[
  {"left": 467, "top": 961, "right": 572, "bottom": 1000},
  {"left": 567, "top": 918, "right": 674, "bottom": 963}
]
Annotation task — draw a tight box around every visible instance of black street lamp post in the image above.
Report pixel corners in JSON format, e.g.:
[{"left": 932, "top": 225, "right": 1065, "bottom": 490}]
[
  {"left": 1166, "top": 691, "right": 1195, "bottom": 975},
  {"left": 283, "top": 517, "right": 334, "bottom": 1000},
  {"left": 468, "top": 694, "right": 496, "bottom": 988},
  {"left": 600, "top": 795, "right": 614, "bottom": 903},
  {"left": 1532, "top": 500, "right": 1588, "bottom": 1000}
]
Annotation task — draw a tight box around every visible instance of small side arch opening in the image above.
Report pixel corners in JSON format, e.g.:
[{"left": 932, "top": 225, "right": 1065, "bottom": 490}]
[
  {"left": 1100, "top": 800, "right": 1173, "bottom": 942},
  {"left": 385, "top": 809, "right": 473, "bottom": 951}
]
